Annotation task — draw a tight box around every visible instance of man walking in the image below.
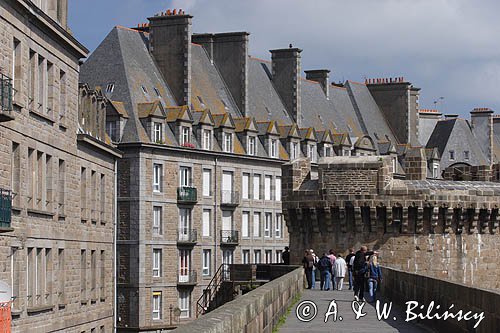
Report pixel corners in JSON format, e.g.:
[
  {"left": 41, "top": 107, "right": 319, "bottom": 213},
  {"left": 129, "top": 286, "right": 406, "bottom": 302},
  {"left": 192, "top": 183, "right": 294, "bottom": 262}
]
[
  {"left": 310, "top": 249, "right": 319, "bottom": 289},
  {"left": 302, "top": 250, "right": 314, "bottom": 289},
  {"left": 333, "top": 254, "right": 347, "bottom": 290},
  {"left": 345, "top": 248, "right": 355, "bottom": 290},
  {"left": 327, "top": 249, "right": 336, "bottom": 290},
  {"left": 319, "top": 253, "right": 332, "bottom": 290},
  {"left": 352, "top": 246, "right": 374, "bottom": 301}
]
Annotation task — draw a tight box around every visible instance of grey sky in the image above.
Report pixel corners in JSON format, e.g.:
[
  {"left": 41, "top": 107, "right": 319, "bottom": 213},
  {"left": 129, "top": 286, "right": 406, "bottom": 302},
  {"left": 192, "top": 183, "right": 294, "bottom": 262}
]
[{"left": 69, "top": 0, "right": 500, "bottom": 116}]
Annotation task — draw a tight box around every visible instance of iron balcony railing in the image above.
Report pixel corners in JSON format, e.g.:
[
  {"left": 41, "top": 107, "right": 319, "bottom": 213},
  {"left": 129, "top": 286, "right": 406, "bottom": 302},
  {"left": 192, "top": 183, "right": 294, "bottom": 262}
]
[
  {"left": 220, "top": 230, "right": 239, "bottom": 245},
  {"left": 177, "top": 186, "right": 197, "bottom": 204},
  {"left": 0, "top": 189, "right": 12, "bottom": 229},
  {"left": 177, "top": 228, "right": 197, "bottom": 244},
  {"left": 220, "top": 190, "right": 240, "bottom": 207},
  {"left": 178, "top": 270, "right": 197, "bottom": 285}
]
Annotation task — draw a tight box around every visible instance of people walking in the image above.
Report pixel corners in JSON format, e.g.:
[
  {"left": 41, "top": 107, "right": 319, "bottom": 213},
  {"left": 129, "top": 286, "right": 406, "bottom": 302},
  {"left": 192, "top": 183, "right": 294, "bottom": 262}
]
[
  {"left": 327, "top": 249, "right": 336, "bottom": 290},
  {"left": 318, "top": 253, "right": 332, "bottom": 290},
  {"left": 302, "top": 250, "right": 314, "bottom": 289},
  {"left": 346, "top": 248, "right": 355, "bottom": 290},
  {"left": 352, "top": 246, "right": 374, "bottom": 302},
  {"left": 310, "top": 249, "right": 319, "bottom": 289},
  {"left": 367, "top": 254, "right": 382, "bottom": 302},
  {"left": 282, "top": 246, "right": 290, "bottom": 265},
  {"left": 333, "top": 254, "right": 347, "bottom": 290}
]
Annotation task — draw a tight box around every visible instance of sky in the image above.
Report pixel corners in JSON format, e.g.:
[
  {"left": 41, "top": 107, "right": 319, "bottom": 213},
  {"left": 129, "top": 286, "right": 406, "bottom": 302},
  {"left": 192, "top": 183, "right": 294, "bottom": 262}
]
[{"left": 69, "top": 0, "right": 500, "bottom": 117}]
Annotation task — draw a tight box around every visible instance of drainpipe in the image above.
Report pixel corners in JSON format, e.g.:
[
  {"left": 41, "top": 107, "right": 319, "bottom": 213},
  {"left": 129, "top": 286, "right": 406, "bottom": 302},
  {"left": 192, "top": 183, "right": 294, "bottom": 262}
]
[
  {"left": 214, "top": 157, "right": 218, "bottom": 270},
  {"left": 113, "top": 159, "right": 118, "bottom": 333}
]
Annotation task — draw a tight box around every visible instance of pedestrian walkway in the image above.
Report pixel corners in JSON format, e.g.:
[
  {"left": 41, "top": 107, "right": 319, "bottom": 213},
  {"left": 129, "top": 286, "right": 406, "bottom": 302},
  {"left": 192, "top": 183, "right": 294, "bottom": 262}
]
[{"left": 279, "top": 286, "right": 432, "bottom": 333}]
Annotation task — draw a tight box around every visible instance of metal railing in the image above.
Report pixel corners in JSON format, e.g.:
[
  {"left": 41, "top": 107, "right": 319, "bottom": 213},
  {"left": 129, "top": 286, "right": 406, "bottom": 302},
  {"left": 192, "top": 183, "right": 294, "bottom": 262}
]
[
  {"left": 220, "top": 230, "right": 239, "bottom": 245},
  {"left": 221, "top": 190, "right": 240, "bottom": 206},
  {"left": 0, "top": 189, "right": 12, "bottom": 229},
  {"left": 178, "top": 270, "right": 197, "bottom": 285},
  {"left": 177, "top": 228, "right": 197, "bottom": 244},
  {"left": 177, "top": 186, "right": 197, "bottom": 203},
  {"left": 196, "top": 264, "right": 231, "bottom": 317},
  {"left": 0, "top": 74, "right": 13, "bottom": 112}
]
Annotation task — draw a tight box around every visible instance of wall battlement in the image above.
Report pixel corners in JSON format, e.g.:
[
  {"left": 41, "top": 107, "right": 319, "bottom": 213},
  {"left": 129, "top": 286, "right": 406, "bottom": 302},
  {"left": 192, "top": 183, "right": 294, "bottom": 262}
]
[{"left": 282, "top": 157, "right": 500, "bottom": 291}]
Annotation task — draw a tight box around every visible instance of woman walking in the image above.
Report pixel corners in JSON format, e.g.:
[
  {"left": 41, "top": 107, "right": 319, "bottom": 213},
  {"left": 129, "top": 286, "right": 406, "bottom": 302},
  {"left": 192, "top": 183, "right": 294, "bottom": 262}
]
[
  {"left": 367, "top": 254, "right": 382, "bottom": 302},
  {"left": 333, "top": 254, "right": 347, "bottom": 290}
]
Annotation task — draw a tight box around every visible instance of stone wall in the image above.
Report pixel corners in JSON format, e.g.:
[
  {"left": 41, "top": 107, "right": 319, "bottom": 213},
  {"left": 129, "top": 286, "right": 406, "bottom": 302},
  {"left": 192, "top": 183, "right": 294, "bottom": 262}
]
[
  {"left": 171, "top": 267, "right": 303, "bottom": 333},
  {"left": 381, "top": 267, "right": 500, "bottom": 333}
]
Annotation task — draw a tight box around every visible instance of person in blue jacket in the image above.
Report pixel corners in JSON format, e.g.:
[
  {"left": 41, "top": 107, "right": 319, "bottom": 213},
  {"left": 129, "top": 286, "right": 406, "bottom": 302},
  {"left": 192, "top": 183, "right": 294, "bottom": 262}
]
[{"left": 367, "top": 254, "right": 382, "bottom": 303}]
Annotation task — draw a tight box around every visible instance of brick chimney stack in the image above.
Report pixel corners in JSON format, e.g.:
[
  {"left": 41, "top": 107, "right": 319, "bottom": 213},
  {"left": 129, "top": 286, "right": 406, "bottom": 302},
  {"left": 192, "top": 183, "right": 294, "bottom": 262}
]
[
  {"left": 305, "top": 69, "right": 330, "bottom": 99},
  {"left": 148, "top": 9, "right": 193, "bottom": 106},
  {"left": 193, "top": 32, "right": 249, "bottom": 116},
  {"left": 270, "top": 48, "right": 302, "bottom": 126}
]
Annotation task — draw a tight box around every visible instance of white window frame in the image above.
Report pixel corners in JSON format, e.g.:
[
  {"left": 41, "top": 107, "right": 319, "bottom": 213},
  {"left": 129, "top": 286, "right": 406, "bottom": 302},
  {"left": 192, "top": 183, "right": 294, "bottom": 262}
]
[
  {"left": 223, "top": 132, "right": 233, "bottom": 153},
  {"left": 242, "top": 173, "right": 250, "bottom": 199},
  {"left": 242, "top": 211, "right": 250, "bottom": 238},
  {"left": 275, "top": 177, "right": 281, "bottom": 202},
  {"left": 253, "top": 212, "right": 261, "bottom": 238},
  {"left": 264, "top": 213, "right": 272, "bottom": 238},
  {"left": 153, "top": 206, "right": 162, "bottom": 235},
  {"left": 464, "top": 151, "right": 470, "bottom": 161},
  {"left": 308, "top": 144, "right": 317, "bottom": 163},
  {"left": 154, "top": 122, "right": 162, "bottom": 143},
  {"left": 248, "top": 136, "right": 256, "bottom": 156},
  {"left": 264, "top": 175, "right": 272, "bottom": 201},
  {"left": 203, "top": 129, "right": 212, "bottom": 150},
  {"left": 270, "top": 139, "right": 277, "bottom": 158},
  {"left": 290, "top": 142, "right": 299, "bottom": 160},
  {"left": 265, "top": 250, "right": 272, "bottom": 264},
  {"left": 433, "top": 163, "right": 439, "bottom": 179},
  {"left": 253, "top": 174, "right": 260, "bottom": 200},
  {"left": 202, "top": 249, "right": 211, "bottom": 276},
  {"left": 179, "top": 166, "right": 192, "bottom": 187},
  {"left": 242, "top": 250, "right": 250, "bottom": 264},
  {"left": 153, "top": 249, "right": 161, "bottom": 278},
  {"left": 324, "top": 145, "right": 331, "bottom": 157},
  {"left": 203, "top": 169, "right": 211, "bottom": 197},
  {"left": 181, "top": 126, "right": 190, "bottom": 145},
  {"left": 153, "top": 164, "right": 162, "bottom": 193},
  {"left": 254, "top": 250, "right": 261, "bottom": 264},
  {"left": 202, "top": 209, "right": 211, "bottom": 237},
  {"left": 275, "top": 213, "right": 283, "bottom": 238},
  {"left": 152, "top": 292, "right": 162, "bottom": 320},
  {"left": 179, "top": 290, "right": 191, "bottom": 319}
]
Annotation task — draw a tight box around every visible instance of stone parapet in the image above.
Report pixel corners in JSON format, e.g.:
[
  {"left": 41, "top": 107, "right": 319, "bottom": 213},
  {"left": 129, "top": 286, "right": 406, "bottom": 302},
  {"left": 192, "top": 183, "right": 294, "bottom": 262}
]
[{"left": 171, "top": 267, "right": 303, "bottom": 333}]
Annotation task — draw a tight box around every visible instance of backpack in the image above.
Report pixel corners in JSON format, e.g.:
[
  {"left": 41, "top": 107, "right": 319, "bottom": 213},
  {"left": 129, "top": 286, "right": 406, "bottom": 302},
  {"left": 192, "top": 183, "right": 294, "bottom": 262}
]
[{"left": 353, "top": 252, "right": 367, "bottom": 274}]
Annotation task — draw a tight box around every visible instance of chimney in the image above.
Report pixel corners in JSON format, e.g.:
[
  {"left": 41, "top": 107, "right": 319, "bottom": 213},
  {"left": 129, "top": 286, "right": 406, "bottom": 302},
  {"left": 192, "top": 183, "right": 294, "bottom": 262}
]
[
  {"left": 148, "top": 10, "right": 193, "bottom": 106},
  {"left": 193, "top": 32, "right": 249, "bottom": 116},
  {"left": 470, "top": 107, "right": 494, "bottom": 164},
  {"left": 304, "top": 69, "right": 330, "bottom": 99},
  {"left": 270, "top": 48, "right": 302, "bottom": 126}
]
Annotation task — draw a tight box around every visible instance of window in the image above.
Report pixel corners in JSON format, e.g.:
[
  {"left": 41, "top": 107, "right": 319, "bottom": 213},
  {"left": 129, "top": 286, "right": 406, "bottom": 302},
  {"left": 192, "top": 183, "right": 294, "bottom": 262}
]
[
  {"left": 276, "top": 250, "right": 283, "bottom": 264},
  {"left": 154, "top": 122, "right": 162, "bottom": 143},
  {"left": 179, "top": 291, "right": 191, "bottom": 318},
  {"left": 254, "top": 250, "right": 261, "bottom": 264},
  {"left": 202, "top": 209, "right": 211, "bottom": 237},
  {"left": 275, "top": 177, "right": 281, "bottom": 201},
  {"left": 152, "top": 292, "right": 162, "bottom": 320},
  {"left": 203, "top": 129, "right": 212, "bottom": 150},
  {"left": 242, "top": 212, "right": 249, "bottom": 238},
  {"left": 264, "top": 176, "right": 272, "bottom": 201},
  {"left": 265, "top": 250, "right": 272, "bottom": 264},
  {"left": 275, "top": 213, "right": 283, "bottom": 238},
  {"left": 203, "top": 169, "right": 211, "bottom": 197},
  {"left": 59, "top": 70, "right": 66, "bottom": 119},
  {"left": 242, "top": 173, "right": 250, "bottom": 199},
  {"left": 290, "top": 142, "right": 299, "bottom": 160},
  {"left": 253, "top": 174, "right": 261, "bottom": 200},
  {"left": 81, "top": 249, "right": 86, "bottom": 300},
  {"left": 106, "top": 121, "right": 118, "bottom": 142},
  {"left": 153, "top": 249, "right": 161, "bottom": 277},
  {"left": 141, "top": 85, "right": 148, "bottom": 95},
  {"left": 223, "top": 133, "right": 233, "bottom": 153},
  {"left": 179, "top": 249, "right": 191, "bottom": 283},
  {"left": 11, "top": 143, "right": 20, "bottom": 206},
  {"left": 464, "top": 151, "right": 470, "bottom": 161},
  {"left": 153, "top": 206, "right": 162, "bottom": 235},
  {"left": 392, "top": 157, "right": 397, "bottom": 173},
  {"left": 308, "top": 144, "right": 317, "bottom": 163},
  {"left": 433, "top": 163, "right": 440, "bottom": 179},
  {"left": 105, "top": 83, "right": 114, "bottom": 93},
  {"left": 248, "top": 136, "right": 256, "bottom": 156},
  {"left": 12, "top": 39, "right": 21, "bottom": 93},
  {"left": 343, "top": 149, "right": 351, "bottom": 156},
  {"left": 202, "top": 250, "right": 211, "bottom": 276},
  {"left": 153, "top": 164, "right": 162, "bottom": 192},
  {"left": 179, "top": 166, "right": 192, "bottom": 187},
  {"left": 449, "top": 150, "right": 455, "bottom": 160},
  {"left": 180, "top": 126, "right": 190, "bottom": 145},
  {"left": 100, "top": 250, "right": 105, "bottom": 300},
  {"left": 253, "top": 212, "right": 261, "bottom": 237},
  {"left": 242, "top": 250, "right": 250, "bottom": 264},
  {"left": 179, "top": 208, "right": 192, "bottom": 240},
  {"left": 324, "top": 145, "right": 331, "bottom": 157},
  {"left": 154, "top": 87, "right": 161, "bottom": 98},
  {"left": 264, "top": 213, "right": 272, "bottom": 238},
  {"left": 270, "top": 139, "right": 277, "bottom": 158},
  {"left": 57, "top": 249, "right": 64, "bottom": 304},
  {"left": 91, "top": 250, "right": 97, "bottom": 298}
]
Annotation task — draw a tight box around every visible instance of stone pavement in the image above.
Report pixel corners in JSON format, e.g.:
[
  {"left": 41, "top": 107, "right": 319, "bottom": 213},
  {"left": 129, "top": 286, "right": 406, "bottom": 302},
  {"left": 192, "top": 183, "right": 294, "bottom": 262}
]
[{"left": 279, "top": 286, "right": 433, "bottom": 333}]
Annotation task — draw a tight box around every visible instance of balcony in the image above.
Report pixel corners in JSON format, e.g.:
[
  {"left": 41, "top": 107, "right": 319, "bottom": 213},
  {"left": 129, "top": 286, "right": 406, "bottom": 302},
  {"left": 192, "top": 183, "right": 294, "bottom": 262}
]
[
  {"left": 178, "top": 270, "right": 197, "bottom": 286},
  {"left": 0, "top": 74, "right": 14, "bottom": 122},
  {"left": 0, "top": 189, "right": 13, "bottom": 232},
  {"left": 220, "top": 230, "right": 239, "bottom": 246},
  {"left": 177, "top": 186, "right": 197, "bottom": 204},
  {"left": 220, "top": 191, "right": 240, "bottom": 208},
  {"left": 177, "top": 228, "right": 197, "bottom": 245}
]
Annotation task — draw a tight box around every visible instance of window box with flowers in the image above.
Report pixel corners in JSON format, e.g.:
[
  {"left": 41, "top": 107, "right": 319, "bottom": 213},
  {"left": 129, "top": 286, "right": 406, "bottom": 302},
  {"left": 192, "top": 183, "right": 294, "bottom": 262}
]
[{"left": 181, "top": 142, "right": 195, "bottom": 148}]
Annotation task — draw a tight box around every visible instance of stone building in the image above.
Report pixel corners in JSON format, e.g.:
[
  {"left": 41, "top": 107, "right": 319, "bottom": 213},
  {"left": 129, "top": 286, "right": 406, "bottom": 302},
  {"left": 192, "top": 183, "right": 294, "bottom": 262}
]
[
  {"left": 0, "top": 0, "right": 120, "bottom": 332},
  {"left": 282, "top": 155, "right": 500, "bottom": 292}
]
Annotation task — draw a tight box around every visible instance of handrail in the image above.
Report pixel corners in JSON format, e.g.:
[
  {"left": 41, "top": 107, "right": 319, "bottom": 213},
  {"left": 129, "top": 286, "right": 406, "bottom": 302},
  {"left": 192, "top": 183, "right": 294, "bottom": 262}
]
[{"left": 196, "top": 263, "right": 230, "bottom": 317}]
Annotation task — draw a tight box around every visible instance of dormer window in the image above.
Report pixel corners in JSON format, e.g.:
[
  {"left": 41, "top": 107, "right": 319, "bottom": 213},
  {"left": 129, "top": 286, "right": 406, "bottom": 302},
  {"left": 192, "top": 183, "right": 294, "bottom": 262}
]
[
  {"left": 307, "top": 144, "right": 317, "bottom": 163},
  {"left": 223, "top": 133, "right": 233, "bottom": 153},
  {"left": 106, "top": 83, "right": 115, "bottom": 93},
  {"left": 154, "top": 88, "right": 161, "bottom": 98},
  {"left": 141, "top": 86, "right": 148, "bottom": 95},
  {"left": 290, "top": 142, "right": 299, "bottom": 160},
  {"left": 343, "top": 149, "right": 351, "bottom": 156},
  {"left": 180, "top": 126, "right": 190, "bottom": 145},
  {"left": 464, "top": 151, "right": 470, "bottom": 161},
  {"left": 270, "top": 139, "right": 278, "bottom": 158},
  {"left": 324, "top": 145, "right": 332, "bottom": 157},
  {"left": 432, "top": 162, "right": 440, "bottom": 178},
  {"left": 248, "top": 136, "right": 256, "bottom": 156},
  {"left": 449, "top": 150, "right": 455, "bottom": 160},
  {"left": 154, "top": 122, "right": 163, "bottom": 143},
  {"left": 203, "top": 129, "right": 212, "bottom": 150},
  {"left": 106, "top": 120, "right": 118, "bottom": 142},
  {"left": 392, "top": 157, "right": 397, "bottom": 173}
]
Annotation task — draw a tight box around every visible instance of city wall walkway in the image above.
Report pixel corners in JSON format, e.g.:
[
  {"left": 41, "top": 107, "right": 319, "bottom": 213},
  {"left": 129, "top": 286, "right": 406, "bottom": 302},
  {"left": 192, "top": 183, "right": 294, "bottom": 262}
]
[{"left": 279, "top": 287, "right": 432, "bottom": 333}]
